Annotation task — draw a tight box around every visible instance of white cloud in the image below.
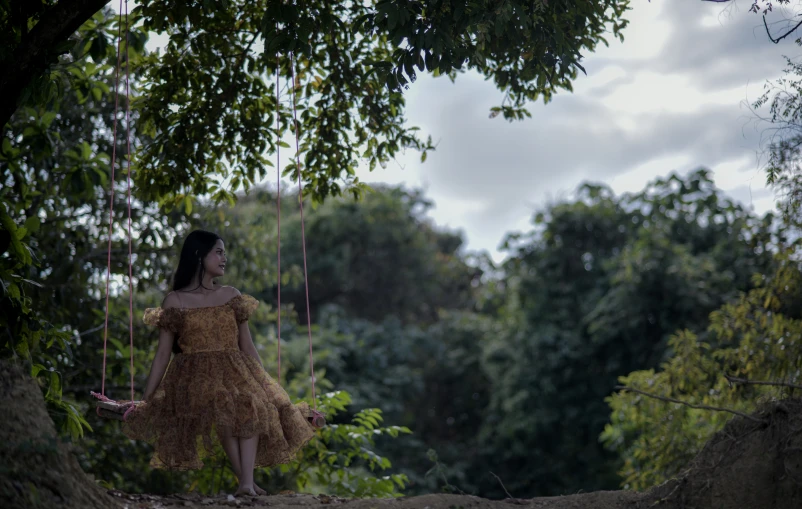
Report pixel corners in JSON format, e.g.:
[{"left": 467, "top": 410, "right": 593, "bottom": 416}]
[{"left": 356, "top": 0, "right": 795, "bottom": 261}]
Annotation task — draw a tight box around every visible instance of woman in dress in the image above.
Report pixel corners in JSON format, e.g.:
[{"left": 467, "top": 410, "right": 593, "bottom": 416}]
[{"left": 124, "top": 230, "right": 316, "bottom": 496}]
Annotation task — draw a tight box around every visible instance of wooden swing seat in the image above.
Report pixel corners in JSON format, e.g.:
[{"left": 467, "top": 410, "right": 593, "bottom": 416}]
[{"left": 95, "top": 399, "right": 141, "bottom": 421}]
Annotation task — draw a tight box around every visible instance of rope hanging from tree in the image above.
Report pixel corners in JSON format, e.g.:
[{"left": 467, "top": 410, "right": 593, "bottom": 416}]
[
  {"left": 91, "top": 2, "right": 323, "bottom": 428},
  {"left": 91, "top": 0, "right": 137, "bottom": 422},
  {"left": 276, "top": 50, "right": 324, "bottom": 426}
]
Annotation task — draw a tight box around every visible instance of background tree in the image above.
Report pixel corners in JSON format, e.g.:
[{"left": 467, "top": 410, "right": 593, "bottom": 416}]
[
  {"left": 602, "top": 250, "right": 802, "bottom": 490},
  {"left": 275, "top": 188, "right": 481, "bottom": 323},
  {"left": 474, "top": 170, "right": 778, "bottom": 497},
  {"left": 301, "top": 308, "right": 496, "bottom": 493},
  {"left": 599, "top": 39, "right": 802, "bottom": 491}
]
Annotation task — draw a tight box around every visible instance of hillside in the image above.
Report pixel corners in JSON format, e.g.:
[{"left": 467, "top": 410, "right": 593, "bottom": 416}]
[{"left": 2, "top": 360, "right": 800, "bottom": 509}]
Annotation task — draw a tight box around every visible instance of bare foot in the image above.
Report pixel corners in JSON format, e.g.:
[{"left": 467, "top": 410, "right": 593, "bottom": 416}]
[
  {"left": 254, "top": 484, "right": 267, "bottom": 496},
  {"left": 235, "top": 485, "right": 257, "bottom": 497}
]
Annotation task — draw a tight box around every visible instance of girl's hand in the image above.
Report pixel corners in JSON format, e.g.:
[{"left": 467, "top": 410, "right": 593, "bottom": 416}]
[{"left": 141, "top": 326, "right": 175, "bottom": 402}]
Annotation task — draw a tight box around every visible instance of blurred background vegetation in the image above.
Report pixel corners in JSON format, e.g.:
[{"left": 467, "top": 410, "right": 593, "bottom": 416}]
[{"left": 3, "top": 2, "right": 802, "bottom": 500}]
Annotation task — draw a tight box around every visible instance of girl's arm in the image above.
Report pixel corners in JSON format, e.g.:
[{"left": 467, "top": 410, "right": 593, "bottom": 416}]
[
  {"left": 142, "top": 327, "right": 175, "bottom": 400},
  {"left": 238, "top": 321, "right": 264, "bottom": 368}
]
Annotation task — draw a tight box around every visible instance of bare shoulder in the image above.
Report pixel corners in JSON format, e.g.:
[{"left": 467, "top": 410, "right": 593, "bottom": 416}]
[
  {"left": 162, "top": 291, "right": 181, "bottom": 309},
  {"left": 220, "top": 285, "right": 242, "bottom": 298}
]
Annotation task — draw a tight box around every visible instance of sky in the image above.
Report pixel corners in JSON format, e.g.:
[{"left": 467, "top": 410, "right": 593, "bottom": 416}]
[
  {"left": 348, "top": 0, "right": 802, "bottom": 261},
  {"left": 120, "top": 0, "right": 802, "bottom": 262}
]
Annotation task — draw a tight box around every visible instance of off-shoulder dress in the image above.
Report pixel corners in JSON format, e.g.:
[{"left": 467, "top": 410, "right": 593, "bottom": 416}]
[{"left": 123, "top": 294, "right": 316, "bottom": 470}]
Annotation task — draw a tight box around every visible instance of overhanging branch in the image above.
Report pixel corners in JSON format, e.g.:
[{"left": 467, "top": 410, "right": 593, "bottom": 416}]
[
  {"left": 0, "top": 0, "right": 110, "bottom": 129},
  {"left": 615, "top": 385, "right": 765, "bottom": 423},
  {"left": 725, "top": 374, "right": 802, "bottom": 391},
  {"left": 763, "top": 14, "right": 802, "bottom": 44}
]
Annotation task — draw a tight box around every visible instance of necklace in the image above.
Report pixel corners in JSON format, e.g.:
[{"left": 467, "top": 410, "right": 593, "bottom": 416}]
[{"left": 182, "top": 281, "right": 219, "bottom": 294}]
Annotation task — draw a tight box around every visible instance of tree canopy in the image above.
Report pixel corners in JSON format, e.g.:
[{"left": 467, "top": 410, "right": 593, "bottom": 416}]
[
  {"left": 3, "top": 0, "right": 631, "bottom": 206},
  {"left": 476, "top": 170, "right": 778, "bottom": 496}
]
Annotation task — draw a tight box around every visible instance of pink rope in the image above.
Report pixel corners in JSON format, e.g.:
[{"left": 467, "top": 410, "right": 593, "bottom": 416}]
[
  {"left": 289, "top": 52, "right": 318, "bottom": 410},
  {"left": 100, "top": 0, "right": 126, "bottom": 398},
  {"left": 123, "top": 0, "right": 135, "bottom": 404},
  {"left": 98, "top": 1, "right": 136, "bottom": 408},
  {"left": 90, "top": 391, "right": 112, "bottom": 403},
  {"left": 275, "top": 55, "right": 282, "bottom": 383},
  {"left": 122, "top": 403, "right": 137, "bottom": 421}
]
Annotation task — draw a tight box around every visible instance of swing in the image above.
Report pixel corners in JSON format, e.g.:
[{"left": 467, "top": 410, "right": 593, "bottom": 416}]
[{"left": 90, "top": 1, "right": 325, "bottom": 429}]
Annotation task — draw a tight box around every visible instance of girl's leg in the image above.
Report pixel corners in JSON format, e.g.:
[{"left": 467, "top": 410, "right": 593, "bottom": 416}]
[
  {"left": 235, "top": 435, "right": 259, "bottom": 495},
  {"left": 220, "top": 434, "right": 242, "bottom": 479},
  {"left": 223, "top": 434, "right": 266, "bottom": 495}
]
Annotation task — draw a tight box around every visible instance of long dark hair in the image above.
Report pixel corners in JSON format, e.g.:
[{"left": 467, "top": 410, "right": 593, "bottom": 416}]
[
  {"left": 166, "top": 229, "right": 223, "bottom": 354},
  {"left": 172, "top": 229, "right": 223, "bottom": 292}
]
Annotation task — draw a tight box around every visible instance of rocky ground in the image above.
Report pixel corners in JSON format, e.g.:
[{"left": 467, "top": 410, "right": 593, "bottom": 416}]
[
  {"left": 2, "top": 360, "right": 801, "bottom": 509},
  {"left": 103, "top": 489, "right": 642, "bottom": 509}
]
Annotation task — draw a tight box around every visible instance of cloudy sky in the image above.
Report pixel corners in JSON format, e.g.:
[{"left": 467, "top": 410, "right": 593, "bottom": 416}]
[
  {"left": 123, "top": 1, "right": 802, "bottom": 261},
  {"left": 348, "top": 0, "right": 802, "bottom": 261}
]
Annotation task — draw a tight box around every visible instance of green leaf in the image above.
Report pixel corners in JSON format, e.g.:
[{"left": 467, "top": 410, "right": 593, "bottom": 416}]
[
  {"left": 40, "top": 112, "right": 57, "bottom": 128},
  {"left": 23, "top": 216, "right": 40, "bottom": 234},
  {"left": 47, "top": 371, "right": 62, "bottom": 400},
  {"left": 31, "top": 363, "right": 46, "bottom": 378}
]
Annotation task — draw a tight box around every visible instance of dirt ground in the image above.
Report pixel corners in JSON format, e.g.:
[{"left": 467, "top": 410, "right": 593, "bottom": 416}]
[
  {"left": 2, "top": 359, "right": 801, "bottom": 509},
  {"left": 103, "top": 490, "right": 645, "bottom": 509}
]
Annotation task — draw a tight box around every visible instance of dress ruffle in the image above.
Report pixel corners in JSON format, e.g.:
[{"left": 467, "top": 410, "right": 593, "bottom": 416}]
[
  {"left": 141, "top": 294, "right": 260, "bottom": 333},
  {"left": 123, "top": 351, "right": 316, "bottom": 470},
  {"left": 143, "top": 307, "right": 183, "bottom": 334},
  {"left": 229, "top": 294, "right": 259, "bottom": 324}
]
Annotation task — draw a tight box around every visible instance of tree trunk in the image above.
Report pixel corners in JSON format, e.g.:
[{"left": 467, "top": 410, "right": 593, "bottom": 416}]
[{"left": 0, "top": 0, "right": 110, "bottom": 129}]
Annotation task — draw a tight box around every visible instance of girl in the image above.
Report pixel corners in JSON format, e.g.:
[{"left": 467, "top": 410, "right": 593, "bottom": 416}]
[{"left": 124, "top": 230, "right": 316, "bottom": 496}]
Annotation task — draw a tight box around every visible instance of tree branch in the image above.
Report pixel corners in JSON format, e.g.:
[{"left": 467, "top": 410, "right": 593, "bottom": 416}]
[
  {"left": 763, "top": 14, "right": 802, "bottom": 44},
  {"left": 725, "top": 374, "right": 802, "bottom": 391},
  {"left": 489, "top": 471, "right": 515, "bottom": 500},
  {"left": 0, "top": 0, "right": 110, "bottom": 130},
  {"left": 615, "top": 385, "right": 765, "bottom": 423}
]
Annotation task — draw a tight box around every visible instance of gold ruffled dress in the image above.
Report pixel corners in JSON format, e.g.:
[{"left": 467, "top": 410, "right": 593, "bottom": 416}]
[{"left": 123, "top": 294, "right": 316, "bottom": 470}]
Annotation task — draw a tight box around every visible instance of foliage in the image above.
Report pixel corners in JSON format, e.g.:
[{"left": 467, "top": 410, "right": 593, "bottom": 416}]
[
  {"left": 0, "top": 204, "right": 92, "bottom": 440},
  {"left": 477, "top": 170, "right": 778, "bottom": 497},
  {"left": 129, "top": 0, "right": 630, "bottom": 206},
  {"left": 752, "top": 43, "right": 802, "bottom": 230},
  {"left": 3, "top": 1, "right": 632, "bottom": 204},
  {"left": 184, "top": 185, "right": 481, "bottom": 324},
  {"left": 0, "top": 9, "right": 159, "bottom": 441},
  {"left": 294, "top": 391, "right": 412, "bottom": 497},
  {"left": 746, "top": 0, "right": 791, "bottom": 16},
  {"left": 275, "top": 187, "right": 481, "bottom": 323},
  {"left": 304, "top": 307, "right": 495, "bottom": 494},
  {"left": 602, "top": 252, "right": 802, "bottom": 490}
]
